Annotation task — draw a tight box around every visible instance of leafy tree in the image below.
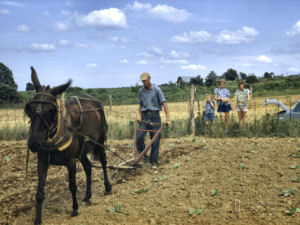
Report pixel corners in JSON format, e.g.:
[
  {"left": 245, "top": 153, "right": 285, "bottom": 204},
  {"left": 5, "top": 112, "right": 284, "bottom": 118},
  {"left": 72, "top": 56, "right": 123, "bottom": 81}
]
[
  {"left": 0, "top": 62, "right": 18, "bottom": 89},
  {"left": 131, "top": 83, "right": 141, "bottom": 93},
  {"left": 239, "top": 72, "right": 247, "bottom": 80},
  {"left": 0, "top": 84, "right": 22, "bottom": 104},
  {"left": 223, "top": 68, "right": 238, "bottom": 81},
  {"left": 190, "top": 75, "right": 203, "bottom": 86},
  {"left": 205, "top": 71, "right": 218, "bottom": 87},
  {"left": 246, "top": 74, "right": 259, "bottom": 84},
  {"left": 263, "top": 72, "right": 274, "bottom": 79},
  {"left": 26, "top": 82, "right": 35, "bottom": 91}
]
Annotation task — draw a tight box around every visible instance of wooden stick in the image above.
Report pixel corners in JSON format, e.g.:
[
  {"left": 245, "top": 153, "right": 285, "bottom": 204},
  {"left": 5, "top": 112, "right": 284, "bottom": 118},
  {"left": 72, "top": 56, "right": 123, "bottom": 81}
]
[
  {"left": 25, "top": 148, "right": 30, "bottom": 178},
  {"left": 131, "top": 122, "right": 137, "bottom": 157},
  {"left": 133, "top": 123, "right": 166, "bottom": 164}
]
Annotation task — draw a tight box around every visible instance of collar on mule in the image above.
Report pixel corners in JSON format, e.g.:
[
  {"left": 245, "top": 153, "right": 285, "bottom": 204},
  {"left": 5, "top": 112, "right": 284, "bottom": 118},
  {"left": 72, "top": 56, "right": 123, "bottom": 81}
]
[{"left": 46, "top": 93, "right": 73, "bottom": 151}]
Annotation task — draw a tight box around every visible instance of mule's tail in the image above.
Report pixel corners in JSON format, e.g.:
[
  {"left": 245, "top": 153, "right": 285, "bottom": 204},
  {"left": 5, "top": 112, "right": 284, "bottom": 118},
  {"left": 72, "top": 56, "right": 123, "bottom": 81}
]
[{"left": 92, "top": 100, "right": 108, "bottom": 160}]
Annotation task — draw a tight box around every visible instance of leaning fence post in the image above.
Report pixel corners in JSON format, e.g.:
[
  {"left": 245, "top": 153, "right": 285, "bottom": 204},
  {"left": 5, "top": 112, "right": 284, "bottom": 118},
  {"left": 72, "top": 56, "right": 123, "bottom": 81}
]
[
  {"left": 109, "top": 95, "right": 112, "bottom": 111},
  {"left": 189, "top": 84, "right": 195, "bottom": 135}
]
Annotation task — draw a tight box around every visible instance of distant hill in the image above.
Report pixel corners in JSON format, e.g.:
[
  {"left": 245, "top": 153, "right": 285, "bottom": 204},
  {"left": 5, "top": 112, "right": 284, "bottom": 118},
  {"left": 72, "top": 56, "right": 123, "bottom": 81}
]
[{"left": 15, "top": 74, "right": 300, "bottom": 107}]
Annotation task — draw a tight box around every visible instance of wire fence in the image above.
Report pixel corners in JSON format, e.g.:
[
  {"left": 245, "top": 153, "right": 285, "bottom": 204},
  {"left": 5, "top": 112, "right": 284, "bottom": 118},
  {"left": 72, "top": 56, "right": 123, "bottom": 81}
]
[{"left": 0, "top": 94, "right": 299, "bottom": 140}]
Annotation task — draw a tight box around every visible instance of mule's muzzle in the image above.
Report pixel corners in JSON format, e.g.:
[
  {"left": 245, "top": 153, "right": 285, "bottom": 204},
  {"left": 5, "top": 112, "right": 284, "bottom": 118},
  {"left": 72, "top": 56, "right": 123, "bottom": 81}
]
[{"left": 28, "top": 137, "right": 50, "bottom": 152}]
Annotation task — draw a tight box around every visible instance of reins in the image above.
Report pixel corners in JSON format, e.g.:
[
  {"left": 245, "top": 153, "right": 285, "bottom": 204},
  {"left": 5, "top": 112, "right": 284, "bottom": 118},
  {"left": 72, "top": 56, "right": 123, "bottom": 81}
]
[{"left": 25, "top": 93, "right": 163, "bottom": 174}]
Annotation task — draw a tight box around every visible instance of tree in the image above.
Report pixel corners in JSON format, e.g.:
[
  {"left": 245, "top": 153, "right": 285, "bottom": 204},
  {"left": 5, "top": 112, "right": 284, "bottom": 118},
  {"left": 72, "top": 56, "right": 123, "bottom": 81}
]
[
  {"left": 246, "top": 74, "right": 259, "bottom": 84},
  {"left": 239, "top": 72, "right": 247, "bottom": 80},
  {"left": 26, "top": 82, "right": 35, "bottom": 91},
  {"left": 0, "top": 84, "right": 21, "bottom": 104},
  {"left": 223, "top": 68, "right": 238, "bottom": 81},
  {"left": 0, "top": 62, "right": 18, "bottom": 89},
  {"left": 131, "top": 83, "right": 141, "bottom": 93},
  {"left": 263, "top": 72, "right": 274, "bottom": 79},
  {"left": 205, "top": 71, "right": 218, "bottom": 87},
  {"left": 190, "top": 75, "right": 203, "bottom": 86}
]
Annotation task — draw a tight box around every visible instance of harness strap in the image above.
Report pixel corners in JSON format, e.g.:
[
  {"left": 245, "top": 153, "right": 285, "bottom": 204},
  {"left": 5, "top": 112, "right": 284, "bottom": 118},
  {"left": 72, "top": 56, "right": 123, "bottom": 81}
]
[
  {"left": 35, "top": 92, "right": 57, "bottom": 100},
  {"left": 73, "top": 96, "right": 84, "bottom": 130}
]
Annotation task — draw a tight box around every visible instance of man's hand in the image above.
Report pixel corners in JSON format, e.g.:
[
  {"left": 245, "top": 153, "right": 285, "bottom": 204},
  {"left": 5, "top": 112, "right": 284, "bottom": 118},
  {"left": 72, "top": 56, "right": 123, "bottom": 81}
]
[
  {"left": 166, "top": 120, "right": 171, "bottom": 127},
  {"left": 137, "top": 116, "right": 142, "bottom": 123}
]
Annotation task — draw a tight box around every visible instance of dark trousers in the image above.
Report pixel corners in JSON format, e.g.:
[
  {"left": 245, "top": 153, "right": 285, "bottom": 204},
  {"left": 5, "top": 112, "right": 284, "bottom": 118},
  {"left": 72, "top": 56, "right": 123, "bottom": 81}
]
[{"left": 136, "top": 110, "right": 161, "bottom": 165}]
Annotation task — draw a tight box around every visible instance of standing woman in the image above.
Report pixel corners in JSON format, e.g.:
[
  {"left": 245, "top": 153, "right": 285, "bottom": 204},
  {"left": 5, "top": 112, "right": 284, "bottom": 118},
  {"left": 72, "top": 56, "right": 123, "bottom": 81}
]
[
  {"left": 214, "top": 79, "right": 232, "bottom": 128},
  {"left": 231, "top": 80, "right": 251, "bottom": 125}
]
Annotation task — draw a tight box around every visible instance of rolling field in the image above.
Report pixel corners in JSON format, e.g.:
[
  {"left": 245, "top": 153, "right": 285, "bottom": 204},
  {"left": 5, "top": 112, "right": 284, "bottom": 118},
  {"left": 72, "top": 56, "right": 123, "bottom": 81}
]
[
  {"left": 0, "top": 136, "right": 300, "bottom": 224},
  {"left": 1, "top": 95, "right": 299, "bottom": 129}
]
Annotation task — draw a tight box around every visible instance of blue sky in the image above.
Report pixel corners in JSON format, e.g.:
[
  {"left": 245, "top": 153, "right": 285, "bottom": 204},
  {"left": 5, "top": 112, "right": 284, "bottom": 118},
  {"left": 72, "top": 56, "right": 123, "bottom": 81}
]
[{"left": 1, "top": 0, "right": 300, "bottom": 90}]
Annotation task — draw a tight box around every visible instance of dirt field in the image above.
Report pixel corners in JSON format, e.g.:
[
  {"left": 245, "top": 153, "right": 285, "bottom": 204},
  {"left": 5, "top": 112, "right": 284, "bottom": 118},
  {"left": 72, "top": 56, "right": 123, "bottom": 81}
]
[{"left": 1, "top": 136, "right": 300, "bottom": 225}]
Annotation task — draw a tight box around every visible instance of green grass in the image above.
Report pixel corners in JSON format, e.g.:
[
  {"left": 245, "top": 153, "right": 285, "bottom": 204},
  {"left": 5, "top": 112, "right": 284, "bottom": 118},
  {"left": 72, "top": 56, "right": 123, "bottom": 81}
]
[
  {"left": 0, "top": 124, "right": 28, "bottom": 141},
  {"left": 0, "top": 113, "right": 299, "bottom": 141}
]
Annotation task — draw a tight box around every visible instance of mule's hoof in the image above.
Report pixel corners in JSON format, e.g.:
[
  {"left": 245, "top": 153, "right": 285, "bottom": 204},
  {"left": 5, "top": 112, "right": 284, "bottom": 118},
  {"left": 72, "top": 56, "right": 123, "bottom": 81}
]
[
  {"left": 105, "top": 184, "right": 112, "bottom": 193},
  {"left": 82, "top": 195, "right": 91, "bottom": 202},
  {"left": 71, "top": 210, "right": 78, "bottom": 217},
  {"left": 34, "top": 219, "right": 41, "bottom": 225}
]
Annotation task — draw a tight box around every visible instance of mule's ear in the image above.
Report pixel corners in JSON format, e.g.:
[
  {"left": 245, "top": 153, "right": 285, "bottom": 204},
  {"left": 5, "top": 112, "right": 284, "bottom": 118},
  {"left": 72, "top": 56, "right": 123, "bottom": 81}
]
[
  {"left": 31, "top": 66, "right": 41, "bottom": 91},
  {"left": 51, "top": 79, "right": 72, "bottom": 96}
]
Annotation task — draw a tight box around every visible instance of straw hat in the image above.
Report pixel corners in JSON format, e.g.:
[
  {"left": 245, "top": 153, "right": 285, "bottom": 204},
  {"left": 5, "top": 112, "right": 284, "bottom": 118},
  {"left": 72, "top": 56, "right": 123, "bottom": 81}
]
[{"left": 140, "top": 72, "right": 150, "bottom": 81}]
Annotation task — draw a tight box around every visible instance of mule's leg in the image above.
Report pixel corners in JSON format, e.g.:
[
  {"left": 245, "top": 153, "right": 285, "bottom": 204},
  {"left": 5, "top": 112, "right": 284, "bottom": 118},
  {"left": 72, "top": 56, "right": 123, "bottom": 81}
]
[
  {"left": 79, "top": 154, "right": 92, "bottom": 202},
  {"left": 67, "top": 159, "right": 79, "bottom": 217},
  {"left": 96, "top": 141, "right": 112, "bottom": 193},
  {"left": 34, "top": 158, "right": 48, "bottom": 225}
]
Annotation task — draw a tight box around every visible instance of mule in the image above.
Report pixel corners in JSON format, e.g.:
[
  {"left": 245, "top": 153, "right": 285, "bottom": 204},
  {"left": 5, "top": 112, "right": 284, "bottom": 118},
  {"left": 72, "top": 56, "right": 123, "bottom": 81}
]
[{"left": 25, "top": 67, "right": 111, "bottom": 225}]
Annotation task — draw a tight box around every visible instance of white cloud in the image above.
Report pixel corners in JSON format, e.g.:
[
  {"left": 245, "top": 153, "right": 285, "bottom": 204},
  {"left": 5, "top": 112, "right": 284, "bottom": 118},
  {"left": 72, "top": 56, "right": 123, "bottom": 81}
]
[
  {"left": 17, "top": 24, "right": 30, "bottom": 32},
  {"left": 161, "top": 57, "right": 188, "bottom": 64},
  {"left": 77, "top": 8, "right": 127, "bottom": 29},
  {"left": 65, "top": 0, "right": 72, "bottom": 6},
  {"left": 138, "top": 52, "right": 154, "bottom": 58},
  {"left": 150, "top": 4, "right": 189, "bottom": 23},
  {"left": 171, "top": 31, "right": 212, "bottom": 43},
  {"left": 86, "top": 63, "right": 98, "bottom": 68},
  {"left": 58, "top": 40, "right": 88, "bottom": 48},
  {"left": 0, "top": 8, "right": 10, "bottom": 15},
  {"left": 129, "top": 1, "right": 151, "bottom": 11},
  {"left": 286, "top": 21, "right": 300, "bottom": 37},
  {"left": 30, "top": 43, "right": 57, "bottom": 51},
  {"left": 60, "top": 10, "right": 71, "bottom": 16},
  {"left": 58, "top": 39, "right": 72, "bottom": 46},
  {"left": 74, "top": 43, "right": 88, "bottom": 48},
  {"left": 136, "top": 60, "right": 148, "bottom": 65},
  {"left": 54, "top": 21, "right": 70, "bottom": 31},
  {"left": 120, "top": 59, "right": 128, "bottom": 64},
  {"left": 216, "top": 26, "right": 259, "bottom": 44},
  {"left": 111, "top": 36, "right": 137, "bottom": 43},
  {"left": 181, "top": 64, "right": 206, "bottom": 70},
  {"left": 256, "top": 55, "right": 273, "bottom": 63},
  {"left": 169, "top": 50, "right": 189, "bottom": 58},
  {"left": 148, "top": 46, "right": 163, "bottom": 55},
  {"left": 172, "top": 26, "right": 258, "bottom": 44},
  {"left": 1, "top": 1, "right": 25, "bottom": 7},
  {"left": 128, "top": 1, "right": 190, "bottom": 23},
  {"left": 288, "top": 67, "right": 299, "bottom": 72}
]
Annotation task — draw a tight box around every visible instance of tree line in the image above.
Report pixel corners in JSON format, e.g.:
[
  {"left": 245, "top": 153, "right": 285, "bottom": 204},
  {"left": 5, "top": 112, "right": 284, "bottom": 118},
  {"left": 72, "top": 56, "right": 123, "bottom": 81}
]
[
  {"left": 173, "top": 68, "right": 279, "bottom": 88},
  {"left": 0, "top": 62, "right": 300, "bottom": 105}
]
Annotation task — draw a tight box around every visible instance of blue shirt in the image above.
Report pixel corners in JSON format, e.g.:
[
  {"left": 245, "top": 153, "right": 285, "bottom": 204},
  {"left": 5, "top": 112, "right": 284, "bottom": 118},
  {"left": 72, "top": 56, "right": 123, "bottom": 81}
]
[
  {"left": 205, "top": 100, "right": 215, "bottom": 113},
  {"left": 139, "top": 84, "right": 166, "bottom": 111},
  {"left": 214, "top": 87, "right": 231, "bottom": 106}
]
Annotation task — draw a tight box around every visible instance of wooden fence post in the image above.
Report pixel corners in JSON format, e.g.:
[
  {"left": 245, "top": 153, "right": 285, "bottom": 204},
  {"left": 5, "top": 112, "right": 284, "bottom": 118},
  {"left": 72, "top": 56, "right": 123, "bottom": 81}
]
[
  {"left": 189, "top": 84, "right": 195, "bottom": 135},
  {"left": 109, "top": 95, "right": 112, "bottom": 111}
]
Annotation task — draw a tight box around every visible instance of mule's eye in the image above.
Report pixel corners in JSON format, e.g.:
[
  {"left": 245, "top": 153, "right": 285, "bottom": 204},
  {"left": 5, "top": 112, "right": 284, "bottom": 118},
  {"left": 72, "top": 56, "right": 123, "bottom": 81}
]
[{"left": 49, "top": 109, "right": 56, "bottom": 115}]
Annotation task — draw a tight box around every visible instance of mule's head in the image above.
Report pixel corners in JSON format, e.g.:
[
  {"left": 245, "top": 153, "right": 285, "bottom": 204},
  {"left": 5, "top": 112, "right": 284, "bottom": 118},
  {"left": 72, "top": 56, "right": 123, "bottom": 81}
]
[{"left": 25, "top": 66, "right": 72, "bottom": 152}]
